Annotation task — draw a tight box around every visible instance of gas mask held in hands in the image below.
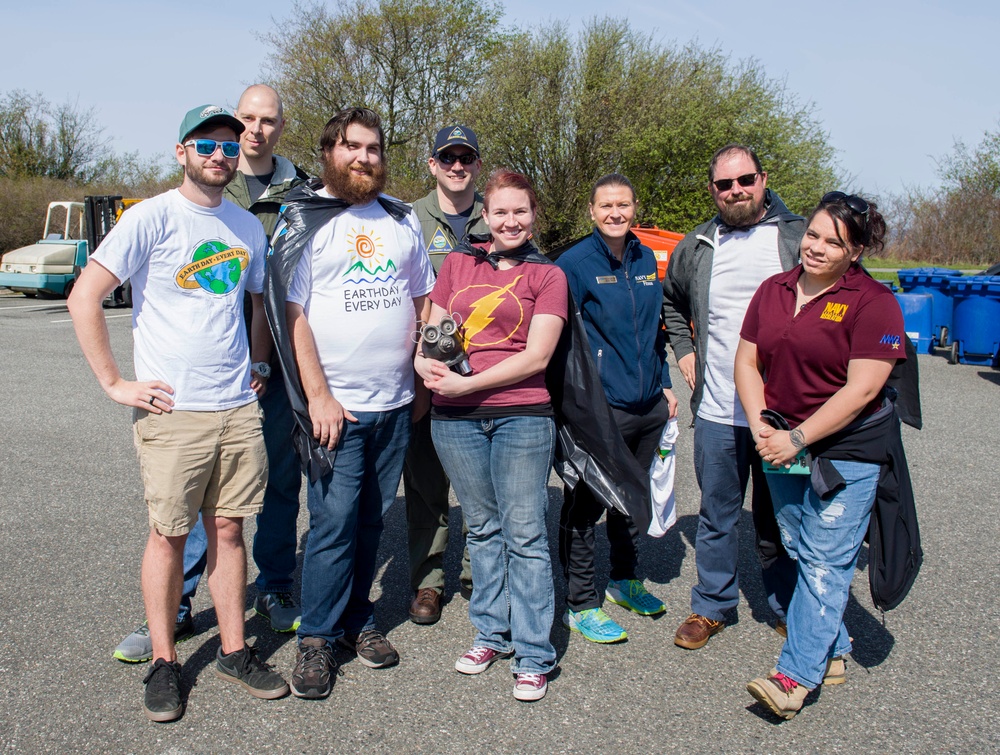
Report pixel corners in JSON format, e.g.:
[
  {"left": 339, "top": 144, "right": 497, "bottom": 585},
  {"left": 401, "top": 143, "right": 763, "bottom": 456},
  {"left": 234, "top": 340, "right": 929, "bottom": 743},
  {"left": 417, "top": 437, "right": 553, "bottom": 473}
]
[{"left": 420, "top": 315, "right": 472, "bottom": 375}]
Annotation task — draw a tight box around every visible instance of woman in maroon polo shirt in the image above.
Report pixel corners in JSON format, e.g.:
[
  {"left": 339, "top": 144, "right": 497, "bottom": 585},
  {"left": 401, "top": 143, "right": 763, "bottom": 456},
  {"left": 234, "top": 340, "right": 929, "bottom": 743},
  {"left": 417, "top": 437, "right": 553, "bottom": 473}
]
[{"left": 734, "top": 192, "right": 905, "bottom": 719}]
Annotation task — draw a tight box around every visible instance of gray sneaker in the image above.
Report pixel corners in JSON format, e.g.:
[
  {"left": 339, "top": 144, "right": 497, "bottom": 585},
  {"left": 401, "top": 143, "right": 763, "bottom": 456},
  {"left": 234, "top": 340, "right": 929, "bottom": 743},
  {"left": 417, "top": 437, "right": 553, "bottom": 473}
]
[
  {"left": 253, "top": 593, "right": 301, "bottom": 633},
  {"left": 114, "top": 615, "right": 195, "bottom": 663}
]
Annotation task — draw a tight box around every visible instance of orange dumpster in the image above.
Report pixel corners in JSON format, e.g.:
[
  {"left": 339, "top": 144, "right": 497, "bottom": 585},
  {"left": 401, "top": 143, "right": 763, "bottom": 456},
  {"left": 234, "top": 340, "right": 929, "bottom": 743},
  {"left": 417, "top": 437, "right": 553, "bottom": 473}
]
[{"left": 631, "top": 226, "right": 684, "bottom": 279}]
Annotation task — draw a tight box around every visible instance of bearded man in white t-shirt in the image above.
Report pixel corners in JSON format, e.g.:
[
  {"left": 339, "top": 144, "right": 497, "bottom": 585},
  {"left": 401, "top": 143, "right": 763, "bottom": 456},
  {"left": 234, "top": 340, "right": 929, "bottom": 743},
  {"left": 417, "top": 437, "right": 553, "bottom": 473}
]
[
  {"left": 662, "top": 144, "right": 805, "bottom": 652},
  {"left": 271, "top": 108, "right": 436, "bottom": 700},
  {"left": 68, "top": 105, "right": 289, "bottom": 722}
]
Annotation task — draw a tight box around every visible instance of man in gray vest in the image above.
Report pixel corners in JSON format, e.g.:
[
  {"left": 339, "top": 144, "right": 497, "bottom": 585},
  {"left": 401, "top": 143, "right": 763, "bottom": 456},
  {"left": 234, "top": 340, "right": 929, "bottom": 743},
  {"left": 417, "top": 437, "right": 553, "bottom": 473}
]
[
  {"left": 662, "top": 144, "right": 801, "bottom": 650},
  {"left": 405, "top": 125, "right": 488, "bottom": 623}
]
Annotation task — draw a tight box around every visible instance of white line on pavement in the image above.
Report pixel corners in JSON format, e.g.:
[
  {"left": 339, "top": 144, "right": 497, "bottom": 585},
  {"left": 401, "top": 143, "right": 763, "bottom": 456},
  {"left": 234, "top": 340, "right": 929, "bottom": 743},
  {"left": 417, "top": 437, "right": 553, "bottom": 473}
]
[
  {"left": 0, "top": 303, "right": 67, "bottom": 312},
  {"left": 50, "top": 314, "right": 131, "bottom": 323}
]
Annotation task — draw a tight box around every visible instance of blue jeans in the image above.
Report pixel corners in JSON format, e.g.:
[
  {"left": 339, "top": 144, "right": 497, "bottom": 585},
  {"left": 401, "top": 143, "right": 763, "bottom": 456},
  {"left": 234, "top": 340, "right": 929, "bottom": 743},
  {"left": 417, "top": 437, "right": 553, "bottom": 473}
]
[
  {"left": 767, "top": 460, "right": 880, "bottom": 688},
  {"left": 173, "top": 380, "right": 301, "bottom": 622},
  {"left": 297, "top": 406, "right": 411, "bottom": 642},
  {"left": 177, "top": 514, "right": 207, "bottom": 622},
  {"left": 690, "top": 418, "right": 797, "bottom": 621},
  {"left": 253, "top": 376, "right": 302, "bottom": 593},
  {"left": 432, "top": 415, "right": 557, "bottom": 675}
]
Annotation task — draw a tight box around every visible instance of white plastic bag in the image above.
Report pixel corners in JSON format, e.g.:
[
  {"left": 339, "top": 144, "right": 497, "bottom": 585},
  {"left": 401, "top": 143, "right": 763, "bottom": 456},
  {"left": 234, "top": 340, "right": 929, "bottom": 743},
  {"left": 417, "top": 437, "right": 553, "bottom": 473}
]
[{"left": 647, "top": 417, "right": 678, "bottom": 537}]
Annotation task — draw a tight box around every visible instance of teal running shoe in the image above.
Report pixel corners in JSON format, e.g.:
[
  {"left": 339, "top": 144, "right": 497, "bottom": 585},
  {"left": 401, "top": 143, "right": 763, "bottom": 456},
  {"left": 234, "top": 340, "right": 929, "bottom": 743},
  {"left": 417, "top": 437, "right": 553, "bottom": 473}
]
[
  {"left": 605, "top": 579, "right": 666, "bottom": 616},
  {"left": 563, "top": 607, "right": 628, "bottom": 643}
]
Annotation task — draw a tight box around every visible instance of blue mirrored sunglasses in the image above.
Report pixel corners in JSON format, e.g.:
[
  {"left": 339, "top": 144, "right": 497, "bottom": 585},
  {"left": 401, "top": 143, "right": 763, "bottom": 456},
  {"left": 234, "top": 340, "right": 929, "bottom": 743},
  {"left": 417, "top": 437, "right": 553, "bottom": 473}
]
[{"left": 184, "top": 139, "right": 240, "bottom": 158}]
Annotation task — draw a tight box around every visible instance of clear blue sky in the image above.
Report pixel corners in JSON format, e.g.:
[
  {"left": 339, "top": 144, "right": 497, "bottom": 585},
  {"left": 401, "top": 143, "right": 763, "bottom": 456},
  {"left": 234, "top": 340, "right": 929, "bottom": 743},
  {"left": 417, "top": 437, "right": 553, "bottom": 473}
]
[{"left": 8, "top": 0, "right": 997, "bottom": 198}]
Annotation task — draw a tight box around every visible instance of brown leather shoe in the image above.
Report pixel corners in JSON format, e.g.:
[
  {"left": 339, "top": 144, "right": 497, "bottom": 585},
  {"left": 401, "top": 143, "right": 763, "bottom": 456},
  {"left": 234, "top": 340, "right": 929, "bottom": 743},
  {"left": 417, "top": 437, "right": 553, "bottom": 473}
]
[
  {"left": 408, "top": 588, "right": 442, "bottom": 625},
  {"left": 674, "top": 613, "right": 725, "bottom": 649}
]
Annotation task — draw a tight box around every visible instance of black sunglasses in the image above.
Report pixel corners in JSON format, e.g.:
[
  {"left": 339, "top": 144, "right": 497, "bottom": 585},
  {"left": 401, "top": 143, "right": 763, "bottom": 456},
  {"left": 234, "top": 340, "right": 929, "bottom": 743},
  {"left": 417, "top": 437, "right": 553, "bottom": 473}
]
[
  {"left": 184, "top": 139, "right": 240, "bottom": 159},
  {"left": 712, "top": 172, "right": 759, "bottom": 192},
  {"left": 437, "top": 152, "right": 478, "bottom": 166},
  {"left": 822, "top": 191, "right": 869, "bottom": 216}
]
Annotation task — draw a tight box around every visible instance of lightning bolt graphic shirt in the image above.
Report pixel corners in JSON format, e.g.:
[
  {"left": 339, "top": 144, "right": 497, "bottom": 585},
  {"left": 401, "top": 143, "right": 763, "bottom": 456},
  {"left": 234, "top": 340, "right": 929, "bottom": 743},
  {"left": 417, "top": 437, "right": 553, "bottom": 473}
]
[
  {"left": 91, "top": 189, "right": 267, "bottom": 411},
  {"left": 429, "top": 251, "right": 567, "bottom": 410},
  {"left": 287, "top": 190, "right": 436, "bottom": 411}
]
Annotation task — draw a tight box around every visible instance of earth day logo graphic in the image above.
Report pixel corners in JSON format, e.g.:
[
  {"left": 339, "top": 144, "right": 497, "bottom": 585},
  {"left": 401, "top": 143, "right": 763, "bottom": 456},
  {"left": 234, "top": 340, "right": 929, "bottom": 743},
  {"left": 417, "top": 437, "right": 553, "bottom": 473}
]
[
  {"left": 343, "top": 225, "right": 397, "bottom": 283},
  {"left": 175, "top": 240, "right": 250, "bottom": 295}
]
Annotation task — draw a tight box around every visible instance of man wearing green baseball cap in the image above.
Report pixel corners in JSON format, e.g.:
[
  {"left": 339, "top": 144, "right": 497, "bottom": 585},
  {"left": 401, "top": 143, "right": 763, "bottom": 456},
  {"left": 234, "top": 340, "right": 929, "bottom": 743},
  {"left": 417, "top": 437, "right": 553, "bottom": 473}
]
[{"left": 69, "top": 104, "right": 289, "bottom": 722}]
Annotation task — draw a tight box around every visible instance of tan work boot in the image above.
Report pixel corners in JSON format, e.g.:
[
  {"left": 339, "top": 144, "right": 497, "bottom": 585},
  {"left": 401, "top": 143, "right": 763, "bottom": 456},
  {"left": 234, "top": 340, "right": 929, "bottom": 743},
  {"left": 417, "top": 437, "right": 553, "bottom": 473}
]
[
  {"left": 747, "top": 672, "right": 811, "bottom": 719},
  {"left": 823, "top": 656, "right": 846, "bottom": 685},
  {"left": 769, "top": 656, "right": 846, "bottom": 687}
]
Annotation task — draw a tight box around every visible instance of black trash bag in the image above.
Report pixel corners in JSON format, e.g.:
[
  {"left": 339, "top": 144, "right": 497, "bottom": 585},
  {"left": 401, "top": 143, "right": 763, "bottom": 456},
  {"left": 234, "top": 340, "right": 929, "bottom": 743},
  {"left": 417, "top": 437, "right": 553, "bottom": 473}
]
[
  {"left": 545, "top": 289, "right": 652, "bottom": 533},
  {"left": 867, "top": 413, "right": 923, "bottom": 611}
]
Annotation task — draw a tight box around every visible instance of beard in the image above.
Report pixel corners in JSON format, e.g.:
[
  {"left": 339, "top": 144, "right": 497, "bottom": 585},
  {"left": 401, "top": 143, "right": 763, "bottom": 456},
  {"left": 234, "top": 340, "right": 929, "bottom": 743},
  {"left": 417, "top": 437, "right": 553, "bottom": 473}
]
[
  {"left": 185, "top": 159, "right": 236, "bottom": 190},
  {"left": 322, "top": 157, "right": 387, "bottom": 205},
  {"left": 718, "top": 193, "right": 765, "bottom": 228}
]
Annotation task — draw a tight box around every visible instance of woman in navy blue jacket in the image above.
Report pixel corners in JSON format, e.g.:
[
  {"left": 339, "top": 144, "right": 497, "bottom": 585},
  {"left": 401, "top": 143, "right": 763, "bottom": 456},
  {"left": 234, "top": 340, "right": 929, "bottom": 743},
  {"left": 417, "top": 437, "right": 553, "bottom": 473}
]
[{"left": 554, "top": 173, "right": 678, "bottom": 643}]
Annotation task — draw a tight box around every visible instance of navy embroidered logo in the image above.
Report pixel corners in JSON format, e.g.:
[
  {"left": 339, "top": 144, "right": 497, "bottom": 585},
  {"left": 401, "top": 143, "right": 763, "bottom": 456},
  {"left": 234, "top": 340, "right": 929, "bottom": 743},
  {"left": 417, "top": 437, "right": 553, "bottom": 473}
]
[{"left": 820, "top": 301, "right": 849, "bottom": 322}]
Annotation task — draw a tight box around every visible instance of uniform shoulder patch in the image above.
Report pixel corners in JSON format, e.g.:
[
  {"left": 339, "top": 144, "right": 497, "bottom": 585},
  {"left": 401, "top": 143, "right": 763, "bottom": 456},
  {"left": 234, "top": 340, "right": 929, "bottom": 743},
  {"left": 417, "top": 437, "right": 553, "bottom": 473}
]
[{"left": 428, "top": 226, "right": 453, "bottom": 253}]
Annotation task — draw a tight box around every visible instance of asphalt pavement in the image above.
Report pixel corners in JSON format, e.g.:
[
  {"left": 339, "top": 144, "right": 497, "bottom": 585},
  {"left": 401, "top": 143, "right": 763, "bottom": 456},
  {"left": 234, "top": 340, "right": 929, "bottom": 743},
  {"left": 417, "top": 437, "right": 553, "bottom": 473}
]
[{"left": 0, "top": 290, "right": 997, "bottom": 753}]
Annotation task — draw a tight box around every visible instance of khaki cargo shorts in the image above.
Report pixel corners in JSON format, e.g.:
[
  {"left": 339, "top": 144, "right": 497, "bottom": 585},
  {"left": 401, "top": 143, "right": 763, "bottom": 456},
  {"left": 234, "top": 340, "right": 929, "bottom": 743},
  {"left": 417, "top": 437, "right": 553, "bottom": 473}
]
[{"left": 132, "top": 402, "right": 268, "bottom": 536}]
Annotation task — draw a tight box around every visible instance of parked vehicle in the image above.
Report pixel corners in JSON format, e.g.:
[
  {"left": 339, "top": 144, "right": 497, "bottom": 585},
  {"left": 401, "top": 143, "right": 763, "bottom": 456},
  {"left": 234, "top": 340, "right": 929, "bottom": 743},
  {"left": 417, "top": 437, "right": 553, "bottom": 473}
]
[
  {"left": 0, "top": 196, "right": 137, "bottom": 305},
  {"left": 0, "top": 202, "right": 86, "bottom": 298}
]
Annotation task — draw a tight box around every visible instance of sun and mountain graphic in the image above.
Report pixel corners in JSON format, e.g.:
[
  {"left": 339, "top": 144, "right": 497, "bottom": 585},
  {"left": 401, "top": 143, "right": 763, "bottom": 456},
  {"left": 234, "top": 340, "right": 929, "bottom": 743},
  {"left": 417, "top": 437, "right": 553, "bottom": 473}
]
[{"left": 343, "top": 225, "right": 397, "bottom": 283}]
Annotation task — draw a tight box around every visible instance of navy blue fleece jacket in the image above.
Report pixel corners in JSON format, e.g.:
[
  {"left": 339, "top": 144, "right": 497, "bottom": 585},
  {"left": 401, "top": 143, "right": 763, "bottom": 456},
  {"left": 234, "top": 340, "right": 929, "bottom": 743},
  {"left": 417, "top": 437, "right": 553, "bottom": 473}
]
[{"left": 556, "top": 228, "right": 671, "bottom": 411}]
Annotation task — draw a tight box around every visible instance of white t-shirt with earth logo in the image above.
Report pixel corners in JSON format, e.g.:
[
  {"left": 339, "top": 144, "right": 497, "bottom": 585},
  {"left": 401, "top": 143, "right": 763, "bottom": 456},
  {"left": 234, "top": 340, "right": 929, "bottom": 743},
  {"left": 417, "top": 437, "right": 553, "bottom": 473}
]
[
  {"left": 91, "top": 189, "right": 266, "bottom": 411},
  {"left": 287, "top": 190, "right": 436, "bottom": 412}
]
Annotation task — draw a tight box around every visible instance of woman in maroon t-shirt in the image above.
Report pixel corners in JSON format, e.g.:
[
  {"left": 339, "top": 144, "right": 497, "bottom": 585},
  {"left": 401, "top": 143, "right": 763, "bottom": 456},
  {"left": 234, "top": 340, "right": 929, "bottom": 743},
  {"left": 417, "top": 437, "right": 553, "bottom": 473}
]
[
  {"left": 734, "top": 193, "right": 904, "bottom": 719},
  {"left": 414, "top": 170, "right": 567, "bottom": 702}
]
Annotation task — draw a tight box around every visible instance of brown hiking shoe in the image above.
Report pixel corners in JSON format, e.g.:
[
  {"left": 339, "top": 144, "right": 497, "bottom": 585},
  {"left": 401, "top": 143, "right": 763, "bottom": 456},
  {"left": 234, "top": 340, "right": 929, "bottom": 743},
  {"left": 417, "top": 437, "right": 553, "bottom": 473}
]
[
  {"left": 338, "top": 629, "right": 399, "bottom": 669},
  {"left": 290, "top": 637, "right": 336, "bottom": 699},
  {"left": 674, "top": 613, "right": 725, "bottom": 649},
  {"left": 747, "top": 672, "right": 810, "bottom": 719}
]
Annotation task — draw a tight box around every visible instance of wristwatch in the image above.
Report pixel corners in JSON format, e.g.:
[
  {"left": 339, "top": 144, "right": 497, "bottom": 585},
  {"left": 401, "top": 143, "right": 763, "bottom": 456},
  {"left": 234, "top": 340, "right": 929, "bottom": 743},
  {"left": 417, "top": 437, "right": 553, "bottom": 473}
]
[{"left": 251, "top": 361, "right": 272, "bottom": 379}]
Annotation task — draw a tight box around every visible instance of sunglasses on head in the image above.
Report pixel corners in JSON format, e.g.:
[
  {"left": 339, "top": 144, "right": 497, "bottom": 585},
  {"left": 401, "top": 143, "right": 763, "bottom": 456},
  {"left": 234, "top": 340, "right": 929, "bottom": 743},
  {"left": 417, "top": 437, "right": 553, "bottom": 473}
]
[
  {"left": 184, "top": 139, "right": 241, "bottom": 158},
  {"left": 437, "top": 151, "right": 478, "bottom": 166},
  {"left": 822, "top": 191, "right": 869, "bottom": 216},
  {"left": 712, "top": 172, "right": 759, "bottom": 192}
]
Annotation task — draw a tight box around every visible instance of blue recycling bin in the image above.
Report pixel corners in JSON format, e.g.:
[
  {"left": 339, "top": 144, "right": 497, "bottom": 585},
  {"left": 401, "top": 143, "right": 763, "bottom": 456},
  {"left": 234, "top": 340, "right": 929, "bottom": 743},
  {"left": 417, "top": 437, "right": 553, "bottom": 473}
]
[
  {"left": 897, "top": 268, "right": 963, "bottom": 347},
  {"left": 948, "top": 276, "right": 1000, "bottom": 367},
  {"left": 894, "top": 293, "right": 934, "bottom": 353}
]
